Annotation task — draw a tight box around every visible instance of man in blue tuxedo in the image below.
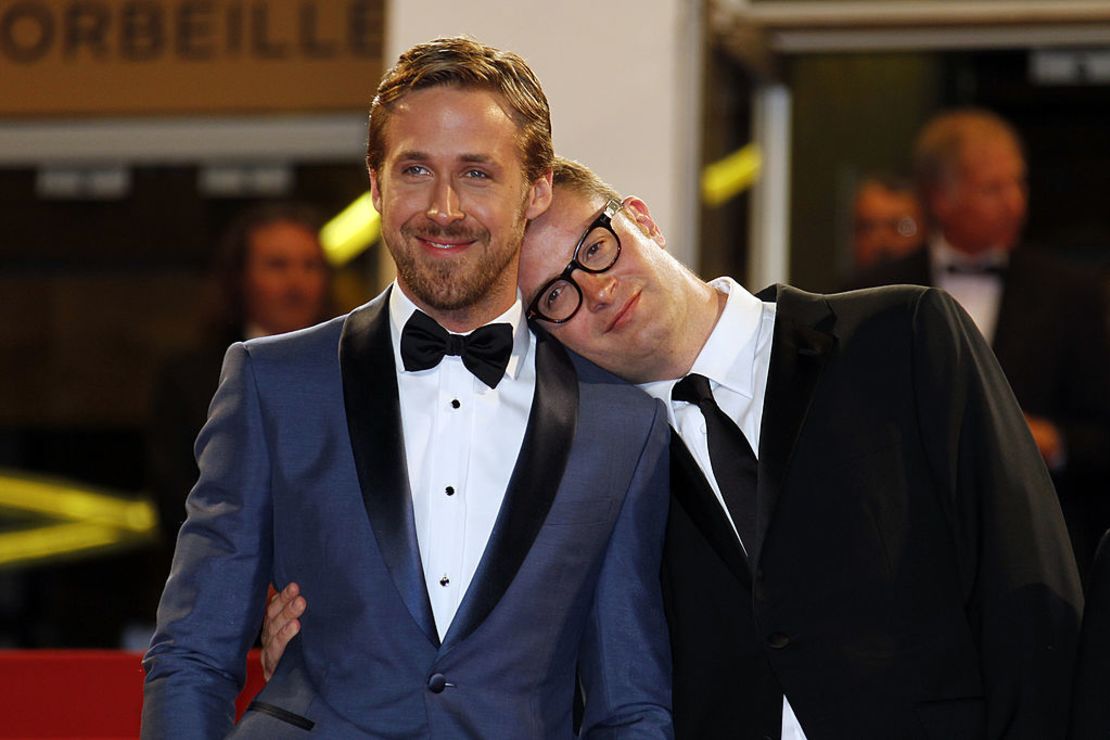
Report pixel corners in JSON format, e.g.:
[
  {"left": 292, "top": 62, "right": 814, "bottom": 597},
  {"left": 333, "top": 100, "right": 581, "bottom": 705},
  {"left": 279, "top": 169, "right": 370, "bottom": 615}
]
[
  {"left": 269, "top": 153, "right": 1082, "bottom": 739},
  {"left": 851, "top": 109, "right": 1110, "bottom": 577},
  {"left": 141, "top": 39, "right": 673, "bottom": 739}
]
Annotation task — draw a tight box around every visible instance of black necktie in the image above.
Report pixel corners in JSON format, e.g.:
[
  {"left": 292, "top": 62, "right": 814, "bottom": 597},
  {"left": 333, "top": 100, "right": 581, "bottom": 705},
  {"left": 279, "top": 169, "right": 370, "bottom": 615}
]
[
  {"left": 673, "top": 373, "right": 759, "bottom": 555},
  {"left": 400, "top": 310, "right": 513, "bottom": 389}
]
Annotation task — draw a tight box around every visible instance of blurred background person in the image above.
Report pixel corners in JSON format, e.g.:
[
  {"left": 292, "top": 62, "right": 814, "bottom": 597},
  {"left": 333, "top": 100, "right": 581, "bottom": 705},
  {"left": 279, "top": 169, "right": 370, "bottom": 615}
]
[
  {"left": 851, "top": 173, "right": 925, "bottom": 272},
  {"left": 853, "top": 108, "right": 1110, "bottom": 575},
  {"left": 142, "top": 203, "right": 333, "bottom": 631},
  {"left": 148, "top": 202, "right": 332, "bottom": 545}
]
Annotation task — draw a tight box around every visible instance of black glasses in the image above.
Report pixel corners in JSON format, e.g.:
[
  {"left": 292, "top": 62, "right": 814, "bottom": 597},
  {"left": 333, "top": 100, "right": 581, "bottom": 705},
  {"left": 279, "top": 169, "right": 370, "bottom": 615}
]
[{"left": 527, "top": 200, "right": 623, "bottom": 323}]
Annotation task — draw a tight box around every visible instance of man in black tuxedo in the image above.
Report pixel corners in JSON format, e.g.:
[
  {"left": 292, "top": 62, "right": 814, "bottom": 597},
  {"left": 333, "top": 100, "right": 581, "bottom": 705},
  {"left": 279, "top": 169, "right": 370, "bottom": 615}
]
[
  {"left": 266, "top": 156, "right": 1083, "bottom": 738},
  {"left": 852, "top": 108, "right": 1110, "bottom": 573}
]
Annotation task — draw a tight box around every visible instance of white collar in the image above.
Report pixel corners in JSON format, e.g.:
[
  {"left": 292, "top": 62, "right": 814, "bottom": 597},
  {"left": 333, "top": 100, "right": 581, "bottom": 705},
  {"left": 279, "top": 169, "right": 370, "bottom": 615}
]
[
  {"left": 930, "top": 234, "right": 1009, "bottom": 272},
  {"left": 639, "top": 276, "right": 765, "bottom": 405}
]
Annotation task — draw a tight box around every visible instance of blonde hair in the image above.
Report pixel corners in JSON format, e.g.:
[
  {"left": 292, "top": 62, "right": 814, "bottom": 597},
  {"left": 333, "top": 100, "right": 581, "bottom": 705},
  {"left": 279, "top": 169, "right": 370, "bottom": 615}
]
[{"left": 551, "top": 156, "right": 622, "bottom": 203}]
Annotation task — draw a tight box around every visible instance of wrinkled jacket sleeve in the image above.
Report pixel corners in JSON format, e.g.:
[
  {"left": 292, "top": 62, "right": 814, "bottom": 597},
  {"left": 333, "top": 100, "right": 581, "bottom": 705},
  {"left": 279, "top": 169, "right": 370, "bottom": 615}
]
[
  {"left": 142, "top": 343, "right": 274, "bottom": 739},
  {"left": 577, "top": 401, "right": 674, "bottom": 739},
  {"left": 911, "top": 289, "right": 1083, "bottom": 740}
]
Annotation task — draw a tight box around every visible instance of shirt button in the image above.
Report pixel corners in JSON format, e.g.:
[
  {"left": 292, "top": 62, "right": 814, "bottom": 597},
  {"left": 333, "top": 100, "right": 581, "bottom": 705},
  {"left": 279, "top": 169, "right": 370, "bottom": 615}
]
[
  {"left": 450, "top": 399, "right": 461, "bottom": 409},
  {"left": 439, "top": 575, "right": 450, "bottom": 587},
  {"left": 428, "top": 673, "right": 447, "bottom": 693},
  {"left": 445, "top": 486, "right": 455, "bottom": 496},
  {"left": 767, "top": 632, "right": 790, "bottom": 649}
]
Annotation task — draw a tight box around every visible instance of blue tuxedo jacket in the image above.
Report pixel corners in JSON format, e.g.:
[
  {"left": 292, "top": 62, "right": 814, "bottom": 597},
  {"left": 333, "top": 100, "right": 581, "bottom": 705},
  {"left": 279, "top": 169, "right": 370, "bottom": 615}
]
[{"left": 142, "top": 289, "right": 674, "bottom": 739}]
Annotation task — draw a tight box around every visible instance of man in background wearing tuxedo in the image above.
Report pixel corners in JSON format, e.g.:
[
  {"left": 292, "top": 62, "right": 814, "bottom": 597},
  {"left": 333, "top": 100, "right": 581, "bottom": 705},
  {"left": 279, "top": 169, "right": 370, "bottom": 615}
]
[{"left": 853, "top": 108, "right": 1110, "bottom": 575}]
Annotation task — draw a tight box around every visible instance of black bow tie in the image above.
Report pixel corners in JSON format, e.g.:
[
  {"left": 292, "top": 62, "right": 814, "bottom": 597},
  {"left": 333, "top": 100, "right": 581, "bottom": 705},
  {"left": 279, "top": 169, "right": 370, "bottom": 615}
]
[
  {"left": 400, "top": 310, "right": 514, "bottom": 389},
  {"left": 944, "top": 261, "right": 1006, "bottom": 277}
]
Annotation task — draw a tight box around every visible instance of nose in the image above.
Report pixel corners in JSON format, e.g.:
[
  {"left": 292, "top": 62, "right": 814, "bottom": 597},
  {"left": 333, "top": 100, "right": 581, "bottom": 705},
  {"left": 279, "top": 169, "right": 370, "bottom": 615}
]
[
  {"left": 426, "top": 180, "right": 464, "bottom": 225},
  {"left": 577, "top": 270, "right": 617, "bottom": 311}
]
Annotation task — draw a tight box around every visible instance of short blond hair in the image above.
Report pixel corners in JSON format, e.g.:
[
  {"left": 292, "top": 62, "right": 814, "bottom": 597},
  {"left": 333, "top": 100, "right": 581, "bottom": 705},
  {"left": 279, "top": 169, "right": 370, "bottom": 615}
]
[{"left": 551, "top": 156, "right": 622, "bottom": 203}]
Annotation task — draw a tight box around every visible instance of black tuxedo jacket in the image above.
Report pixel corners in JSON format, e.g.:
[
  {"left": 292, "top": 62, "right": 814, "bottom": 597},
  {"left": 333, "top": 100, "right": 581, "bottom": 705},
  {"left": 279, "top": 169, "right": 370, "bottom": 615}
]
[
  {"left": 1070, "top": 529, "right": 1110, "bottom": 740},
  {"left": 851, "top": 247, "right": 1110, "bottom": 569},
  {"left": 662, "top": 284, "right": 1083, "bottom": 740}
]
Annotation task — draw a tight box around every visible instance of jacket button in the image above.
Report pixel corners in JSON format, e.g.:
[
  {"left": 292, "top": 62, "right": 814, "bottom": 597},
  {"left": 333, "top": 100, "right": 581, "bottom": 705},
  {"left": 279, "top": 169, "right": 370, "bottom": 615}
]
[
  {"left": 767, "top": 632, "right": 790, "bottom": 649},
  {"left": 427, "top": 673, "right": 447, "bottom": 693}
]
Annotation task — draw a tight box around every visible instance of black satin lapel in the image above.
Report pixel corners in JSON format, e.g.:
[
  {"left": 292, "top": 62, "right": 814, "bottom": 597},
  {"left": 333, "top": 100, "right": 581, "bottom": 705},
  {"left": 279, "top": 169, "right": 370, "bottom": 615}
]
[
  {"left": 669, "top": 435, "right": 751, "bottom": 587},
  {"left": 339, "top": 288, "right": 439, "bottom": 647},
  {"left": 440, "top": 325, "right": 578, "bottom": 650},
  {"left": 753, "top": 284, "right": 836, "bottom": 569}
]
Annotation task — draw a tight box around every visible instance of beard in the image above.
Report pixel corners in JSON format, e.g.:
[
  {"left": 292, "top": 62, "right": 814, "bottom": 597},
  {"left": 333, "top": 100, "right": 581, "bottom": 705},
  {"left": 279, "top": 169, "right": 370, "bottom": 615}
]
[{"left": 389, "top": 216, "right": 525, "bottom": 313}]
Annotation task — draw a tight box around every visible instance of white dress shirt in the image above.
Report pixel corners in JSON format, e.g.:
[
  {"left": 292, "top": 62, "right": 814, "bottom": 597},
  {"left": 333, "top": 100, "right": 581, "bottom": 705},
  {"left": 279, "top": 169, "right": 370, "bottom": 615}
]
[
  {"left": 640, "top": 276, "right": 808, "bottom": 740},
  {"left": 388, "top": 283, "right": 536, "bottom": 641},
  {"left": 930, "top": 235, "right": 1008, "bottom": 345}
]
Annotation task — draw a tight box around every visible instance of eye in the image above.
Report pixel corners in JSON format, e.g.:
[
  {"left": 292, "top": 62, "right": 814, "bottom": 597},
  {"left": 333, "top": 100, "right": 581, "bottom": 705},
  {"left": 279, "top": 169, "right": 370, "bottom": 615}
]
[
  {"left": 464, "top": 168, "right": 489, "bottom": 179},
  {"left": 401, "top": 164, "right": 430, "bottom": 177},
  {"left": 544, "top": 284, "right": 564, "bottom": 308},
  {"left": 579, "top": 232, "right": 614, "bottom": 268}
]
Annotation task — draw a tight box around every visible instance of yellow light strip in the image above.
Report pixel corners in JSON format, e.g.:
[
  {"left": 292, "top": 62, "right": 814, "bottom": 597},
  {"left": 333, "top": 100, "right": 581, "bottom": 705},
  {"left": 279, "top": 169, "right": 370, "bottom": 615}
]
[
  {"left": 0, "top": 470, "right": 156, "bottom": 532},
  {"left": 319, "top": 191, "right": 380, "bottom": 267},
  {"left": 0, "top": 522, "right": 131, "bottom": 568},
  {"left": 702, "top": 144, "right": 762, "bottom": 207},
  {"left": 0, "top": 469, "right": 158, "bottom": 569}
]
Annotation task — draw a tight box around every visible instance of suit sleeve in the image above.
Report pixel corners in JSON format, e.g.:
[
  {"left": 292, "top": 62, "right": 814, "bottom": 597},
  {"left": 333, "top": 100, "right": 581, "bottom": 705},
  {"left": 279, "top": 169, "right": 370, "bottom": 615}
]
[
  {"left": 577, "top": 400, "right": 674, "bottom": 739},
  {"left": 911, "top": 288, "right": 1083, "bottom": 740},
  {"left": 141, "top": 343, "right": 274, "bottom": 739}
]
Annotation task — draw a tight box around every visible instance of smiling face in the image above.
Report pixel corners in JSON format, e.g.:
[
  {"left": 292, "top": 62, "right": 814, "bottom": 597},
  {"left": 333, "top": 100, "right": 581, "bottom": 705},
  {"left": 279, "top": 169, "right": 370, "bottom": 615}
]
[
  {"left": 519, "top": 188, "right": 701, "bottom": 382},
  {"left": 370, "top": 85, "right": 551, "bottom": 331}
]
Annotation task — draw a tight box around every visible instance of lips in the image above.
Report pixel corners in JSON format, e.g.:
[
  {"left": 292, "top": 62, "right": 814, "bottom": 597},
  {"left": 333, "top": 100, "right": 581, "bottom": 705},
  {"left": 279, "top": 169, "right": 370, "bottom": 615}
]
[
  {"left": 416, "top": 236, "right": 475, "bottom": 251},
  {"left": 607, "top": 290, "right": 641, "bottom": 332}
]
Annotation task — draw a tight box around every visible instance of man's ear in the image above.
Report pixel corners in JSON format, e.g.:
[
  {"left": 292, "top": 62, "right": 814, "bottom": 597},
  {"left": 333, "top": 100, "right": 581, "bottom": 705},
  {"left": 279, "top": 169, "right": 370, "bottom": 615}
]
[
  {"left": 525, "top": 171, "right": 554, "bottom": 220},
  {"left": 622, "top": 196, "right": 666, "bottom": 248},
  {"left": 369, "top": 168, "right": 383, "bottom": 213}
]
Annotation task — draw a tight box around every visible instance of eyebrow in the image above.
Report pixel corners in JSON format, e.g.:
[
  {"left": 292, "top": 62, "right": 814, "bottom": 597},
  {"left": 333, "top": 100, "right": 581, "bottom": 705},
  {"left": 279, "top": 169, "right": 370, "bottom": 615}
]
[
  {"left": 527, "top": 222, "right": 588, "bottom": 307},
  {"left": 393, "top": 151, "right": 498, "bottom": 166}
]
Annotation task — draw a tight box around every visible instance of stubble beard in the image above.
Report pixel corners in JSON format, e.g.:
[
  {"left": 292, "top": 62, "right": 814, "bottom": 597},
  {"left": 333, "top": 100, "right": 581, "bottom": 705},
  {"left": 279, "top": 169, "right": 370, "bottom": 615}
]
[{"left": 390, "top": 216, "right": 525, "bottom": 313}]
